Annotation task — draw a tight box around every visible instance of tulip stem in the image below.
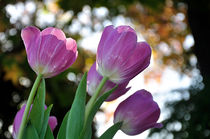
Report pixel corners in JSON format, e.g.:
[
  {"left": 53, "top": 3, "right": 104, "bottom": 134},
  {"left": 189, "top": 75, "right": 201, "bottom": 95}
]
[
  {"left": 85, "top": 76, "right": 108, "bottom": 121},
  {"left": 17, "top": 74, "right": 43, "bottom": 139}
]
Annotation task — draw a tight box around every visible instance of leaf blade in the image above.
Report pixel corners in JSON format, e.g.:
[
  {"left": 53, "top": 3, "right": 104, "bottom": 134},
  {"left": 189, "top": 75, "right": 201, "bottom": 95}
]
[
  {"left": 80, "top": 86, "right": 117, "bottom": 139},
  {"left": 44, "top": 125, "right": 54, "bottom": 139},
  {"left": 22, "top": 123, "right": 39, "bottom": 139},
  {"left": 66, "top": 72, "right": 87, "bottom": 139},
  {"left": 29, "top": 79, "right": 45, "bottom": 135},
  {"left": 40, "top": 104, "right": 53, "bottom": 139},
  {"left": 99, "top": 122, "right": 122, "bottom": 139},
  {"left": 57, "top": 111, "right": 69, "bottom": 139}
]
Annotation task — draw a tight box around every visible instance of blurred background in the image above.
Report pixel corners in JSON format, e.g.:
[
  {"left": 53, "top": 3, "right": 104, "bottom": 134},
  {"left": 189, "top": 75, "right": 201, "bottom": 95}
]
[{"left": 0, "top": 0, "right": 210, "bottom": 138}]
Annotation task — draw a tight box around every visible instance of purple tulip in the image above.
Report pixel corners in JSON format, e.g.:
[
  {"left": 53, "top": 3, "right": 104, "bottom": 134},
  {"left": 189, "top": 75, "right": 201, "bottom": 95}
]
[
  {"left": 87, "top": 62, "right": 130, "bottom": 101},
  {"left": 114, "top": 90, "right": 162, "bottom": 135},
  {"left": 48, "top": 116, "right": 57, "bottom": 131},
  {"left": 12, "top": 104, "right": 57, "bottom": 139},
  {"left": 96, "top": 25, "right": 151, "bottom": 83},
  {"left": 21, "top": 26, "right": 78, "bottom": 78}
]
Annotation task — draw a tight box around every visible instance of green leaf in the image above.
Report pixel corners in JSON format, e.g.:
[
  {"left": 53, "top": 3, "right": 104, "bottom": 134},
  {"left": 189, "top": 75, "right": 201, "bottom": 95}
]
[
  {"left": 22, "top": 122, "right": 39, "bottom": 139},
  {"left": 66, "top": 72, "right": 87, "bottom": 139},
  {"left": 80, "top": 86, "right": 117, "bottom": 139},
  {"left": 99, "top": 122, "right": 122, "bottom": 139},
  {"left": 40, "top": 104, "right": 53, "bottom": 139},
  {"left": 57, "top": 111, "right": 69, "bottom": 139},
  {"left": 29, "top": 79, "right": 46, "bottom": 135},
  {"left": 44, "top": 125, "right": 54, "bottom": 139},
  {"left": 81, "top": 125, "right": 92, "bottom": 139}
]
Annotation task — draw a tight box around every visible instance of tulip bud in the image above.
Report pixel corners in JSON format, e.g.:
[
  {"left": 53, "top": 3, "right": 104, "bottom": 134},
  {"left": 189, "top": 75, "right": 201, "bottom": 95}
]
[{"left": 114, "top": 90, "right": 162, "bottom": 135}]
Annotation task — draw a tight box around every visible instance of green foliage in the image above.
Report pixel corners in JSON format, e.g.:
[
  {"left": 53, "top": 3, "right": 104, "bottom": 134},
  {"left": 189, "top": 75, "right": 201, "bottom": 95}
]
[
  {"left": 81, "top": 126, "right": 92, "bottom": 139},
  {"left": 40, "top": 105, "right": 53, "bottom": 139},
  {"left": 66, "top": 72, "right": 87, "bottom": 139},
  {"left": 99, "top": 122, "right": 122, "bottom": 139},
  {"left": 57, "top": 111, "right": 69, "bottom": 139},
  {"left": 23, "top": 123, "right": 39, "bottom": 139},
  {"left": 80, "top": 86, "right": 117, "bottom": 139},
  {"left": 27, "top": 79, "right": 53, "bottom": 139},
  {"left": 29, "top": 79, "right": 46, "bottom": 135},
  {"left": 44, "top": 125, "right": 54, "bottom": 139}
]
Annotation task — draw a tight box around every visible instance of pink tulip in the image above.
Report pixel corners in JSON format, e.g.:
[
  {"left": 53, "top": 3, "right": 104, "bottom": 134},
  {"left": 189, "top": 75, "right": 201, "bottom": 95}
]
[
  {"left": 87, "top": 62, "right": 130, "bottom": 101},
  {"left": 21, "top": 26, "right": 78, "bottom": 78},
  {"left": 96, "top": 25, "right": 151, "bottom": 83},
  {"left": 114, "top": 90, "right": 162, "bottom": 135},
  {"left": 12, "top": 105, "right": 57, "bottom": 139}
]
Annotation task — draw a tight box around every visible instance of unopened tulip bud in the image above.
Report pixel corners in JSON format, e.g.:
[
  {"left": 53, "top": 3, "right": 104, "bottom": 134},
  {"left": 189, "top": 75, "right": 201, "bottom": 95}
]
[{"left": 114, "top": 90, "right": 162, "bottom": 135}]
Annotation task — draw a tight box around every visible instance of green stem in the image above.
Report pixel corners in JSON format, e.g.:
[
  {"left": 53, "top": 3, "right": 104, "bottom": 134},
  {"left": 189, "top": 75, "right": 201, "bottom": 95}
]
[
  {"left": 17, "top": 74, "right": 43, "bottom": 139},
  {"left": 85, "top": 76, "right": 108, "bottom": 121}
]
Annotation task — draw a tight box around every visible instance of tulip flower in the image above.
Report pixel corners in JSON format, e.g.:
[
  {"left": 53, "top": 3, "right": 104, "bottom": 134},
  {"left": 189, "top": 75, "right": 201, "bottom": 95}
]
[
  {"left": 96, "top": 25, "right": 151, "bottom": 83},
  {"left": 12, "top": 104, "right": 57, "bottom": 139},
  {"left": 48, "top": 116, "right": 57, "bottom": 131},
  {"left": 21, "top": 26, "right": 78, "bottom": 78},
  {"left": 87, "top": 62, "right": 130, "bottom": 101},
  {"left": 114, "top": 90, "right": 162, "bottom": 135}
]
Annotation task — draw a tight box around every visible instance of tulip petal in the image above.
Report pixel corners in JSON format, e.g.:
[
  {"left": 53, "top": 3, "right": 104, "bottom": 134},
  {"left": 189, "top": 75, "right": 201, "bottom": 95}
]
[
  {"left": 12, "top": 105, "right": 26, "bottom": 139},
  {"left": 42, "top": 27, "right": 66, "bottom": 40},
  {"left": 106, "top": 86, "right": 131, "bottom": 102},
  {"left": 48, "top": 116, "right": 58, "bottom": 131},
  {"left": 97, "top": 26, "right": 137, "bottom": 80},
  {"left": 21, "top": 26, "right": 40, "bottom": 51},
  {"left": 120, "top": 42, "right": 152, "bottom": 82},
  {"left": 47, "top": 38, "right": 77, "bottom": 77},
  {"left": 21, "top": 26, "right": 41, "bottom": 71}
]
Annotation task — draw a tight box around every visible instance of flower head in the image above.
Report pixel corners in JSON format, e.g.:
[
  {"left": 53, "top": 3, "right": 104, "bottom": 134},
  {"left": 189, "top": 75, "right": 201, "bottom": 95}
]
[
  {"left": 87, "top": 62, "right": 130, "bottom": 101},
  {"left": 21, "top": 26, "right": 77, "bottom": 78},
  {"left": 96, "top": 25, "right": 151, "bottom": 83},
  {"left": 12, "top": 104, "right": 57, "bottom": 139},
  {"left": 114, "top": 90, "right": 162, "bottom": 135}
]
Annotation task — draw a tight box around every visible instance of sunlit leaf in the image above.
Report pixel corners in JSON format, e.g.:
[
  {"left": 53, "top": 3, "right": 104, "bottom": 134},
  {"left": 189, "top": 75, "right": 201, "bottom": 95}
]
[
  {"left": 29, "top": 79, "right": 45, "bottom": 135},
  {"left": 66, "top": 72, "right": 87, "bottom": 139}
]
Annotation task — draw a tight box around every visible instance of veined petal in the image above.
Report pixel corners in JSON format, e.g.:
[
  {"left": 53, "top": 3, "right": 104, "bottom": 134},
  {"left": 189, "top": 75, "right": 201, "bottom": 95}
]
[
  {"left": 66, "top": 38, "right": 77, "bottom": 52},
  {"left": 119, "top": 42, "right": 152, "bottom": 83},
  {"left": 21, "top": 26, "right": 40, "bottom": 52},
  {"left": 21, "top": 26, "right": 41, "bottom": 70},
  {"left": 21, "top": 26, "right": 78, "bottom": 78},
  {"left": 41, "top": 27, "right": 66, "bottom": 40},
  {"left": 96, "top": 25, "right": 137, "bottom": 80}
]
